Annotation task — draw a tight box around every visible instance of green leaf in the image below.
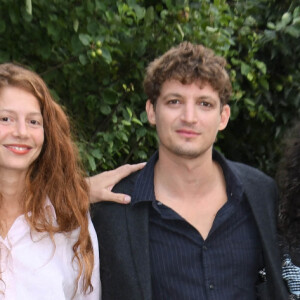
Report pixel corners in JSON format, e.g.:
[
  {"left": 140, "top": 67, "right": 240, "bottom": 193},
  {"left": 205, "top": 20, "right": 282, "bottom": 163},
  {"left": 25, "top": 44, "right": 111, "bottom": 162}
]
[
  {"left": 119, "top": 132, "right": 128, "bottom": 142},
  {"left": 176, "top": 23, "right": 184, "bottom": 39},
  {"left": 140, "top": 111, "right": 148, "bottom": 123},
  {"left": 264, "top": 111, "right": 275, "bottom": 122},
  {"left": 206, "top": 26, "right": 218, "bottom": 33},
  {"left": 79, "top": 33, "right": 91, "bottom": 46},
  {"left": 101, "top": 48, "right": 112, "bottom": 64},
  {"left": 241, "top": 63, "right": 251, "bottom": 76},
  {"left": 132, "top": 117, "right": 143, "bottom": 126},
  {"left": 26, "top": 0, "right": 32, "bottom": 15},
  {"left": 244, "top": 16, "right": 256, "bottom": 26},
  {"left": 73, "top": 19, "right": 79, "bottom": 32},
  {"left": 0, "top": 20, "right": 6, "bottom": 34},
  {"left": 100, "top": 104, "right": 112, "bottom": 115},
  {"left": 137, "top": 150, "right": 147, "bottom": 160},
  {"left": 259, "top": 78, "right": 269, "bottom": 90},
  {"left": 145, "top": 6, "right": 154, "bottom": 25},
  {"left": 247, "top": 72, "right": 254, "bottom": 81},
  {"left": 254, "top": 61, "right": 267, "bottom": 74},
  {"left": 87, "top": 155, "right": 96, "bottom": 171},
  {"left": 91, "top": 149, "right": 102, "bottom": 159},
  {"left": 133, "top": 5, "right": 146, "bottom": 21},
  {"left": 267, "top": 22, "right": 275, "bottom": 30},
  {"left": 102, "top": 89, "right": 118, "bottom": 105},
  {"left": 126, "top": 107, "right": 133, "bottom": 118},
  {"left": 121, "top": 120, "right": 131, "bottom": 126},
  {"left": 79, "top": 54, "right": 88, "bottom": 65},
  {"left": 136, "top": 127, "right": 147, "bottom": 139},
  {"left": 293, "top": 17, "right": 300, "bottom": 25},
  {"left": 281, "top": 12, "right": 292, "bottom": 25},
  {"left": 285, "top": 26, "right": 300, "bottom": 38},
  {"left": 244, "top": 98, "right": 255, "bottom": 107}
]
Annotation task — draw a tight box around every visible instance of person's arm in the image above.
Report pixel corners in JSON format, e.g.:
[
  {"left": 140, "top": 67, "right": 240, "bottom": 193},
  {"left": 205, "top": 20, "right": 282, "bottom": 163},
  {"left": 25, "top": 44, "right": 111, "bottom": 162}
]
[{"left": 87, "top": 163, "right": 145, "bottom": 204}]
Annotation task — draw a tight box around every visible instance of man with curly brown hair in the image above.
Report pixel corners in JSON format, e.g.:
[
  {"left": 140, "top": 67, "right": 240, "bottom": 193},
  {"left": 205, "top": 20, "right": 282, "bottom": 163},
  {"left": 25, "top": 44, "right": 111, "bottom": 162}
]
[{"left": 92, "top": 42, "right": 288, "bottom": 300}]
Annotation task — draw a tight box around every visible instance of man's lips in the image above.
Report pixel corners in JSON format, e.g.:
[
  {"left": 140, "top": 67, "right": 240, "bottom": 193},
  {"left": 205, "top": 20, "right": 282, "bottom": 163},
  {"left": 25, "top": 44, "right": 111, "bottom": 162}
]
[
  {"left": 4, "top": 144, "right": 32, "bottom": 154},
  {"left": 176, "top": 129, "right": 200, "bottom": 137}
]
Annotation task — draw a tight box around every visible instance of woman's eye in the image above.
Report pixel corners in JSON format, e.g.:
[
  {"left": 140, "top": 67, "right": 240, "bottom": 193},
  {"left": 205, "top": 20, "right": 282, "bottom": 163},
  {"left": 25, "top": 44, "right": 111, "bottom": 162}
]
[{"left": 29, "top": 119, "right": 42, "bottom": 126}]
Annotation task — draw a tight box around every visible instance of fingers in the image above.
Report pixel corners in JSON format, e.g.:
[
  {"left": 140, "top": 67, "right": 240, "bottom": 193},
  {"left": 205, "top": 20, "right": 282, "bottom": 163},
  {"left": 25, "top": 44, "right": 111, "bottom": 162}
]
[
  {"left": 91, "top": 189, "right": 131, "bottom": 204},
  {"left": 109, "top": 163, "right": 146, "bottom": 183},
  {"left": 88, "top": 162, "right": 146, "bottom": 204}
]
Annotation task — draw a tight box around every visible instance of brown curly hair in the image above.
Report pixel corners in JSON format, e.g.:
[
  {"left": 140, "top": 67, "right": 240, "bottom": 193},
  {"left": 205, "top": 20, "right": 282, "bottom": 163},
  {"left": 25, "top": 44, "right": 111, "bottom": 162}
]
[
  {"left": 0, "top": 63, "right": 94, "bottom": 294},
  {"left": 143, "top": 41, "right": 232, "bottom": 107}
]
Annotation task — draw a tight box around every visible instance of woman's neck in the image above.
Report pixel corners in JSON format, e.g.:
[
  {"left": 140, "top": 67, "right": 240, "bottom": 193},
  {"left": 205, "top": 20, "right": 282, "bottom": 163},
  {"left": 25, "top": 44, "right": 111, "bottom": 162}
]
[{"left": 0, "top": 171, "right": 26, "bottom": 238}]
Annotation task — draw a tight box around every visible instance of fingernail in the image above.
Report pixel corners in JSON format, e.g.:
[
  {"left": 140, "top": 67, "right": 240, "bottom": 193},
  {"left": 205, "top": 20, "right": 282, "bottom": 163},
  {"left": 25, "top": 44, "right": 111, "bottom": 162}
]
[{"left": 124, "top": 196, "right": 131, "bottom": 203}]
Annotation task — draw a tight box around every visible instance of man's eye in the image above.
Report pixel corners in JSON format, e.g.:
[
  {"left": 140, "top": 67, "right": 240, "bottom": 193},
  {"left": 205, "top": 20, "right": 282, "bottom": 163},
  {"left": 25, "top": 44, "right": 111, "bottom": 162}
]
[
  {"left": 168, "top": 99, "right": 180, "bottom": 104},
  {"left": 0, "top": 117, "right": 10, "bottom": 122},
  {"left": 200, "top": 102, "right": 212, "bottom": 107}
]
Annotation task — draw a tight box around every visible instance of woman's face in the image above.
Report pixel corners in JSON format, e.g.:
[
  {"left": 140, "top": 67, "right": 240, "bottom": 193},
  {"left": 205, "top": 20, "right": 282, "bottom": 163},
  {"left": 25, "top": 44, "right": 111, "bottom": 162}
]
[{"left": 0, "top": 86, "right": 44, "bottom": 175}]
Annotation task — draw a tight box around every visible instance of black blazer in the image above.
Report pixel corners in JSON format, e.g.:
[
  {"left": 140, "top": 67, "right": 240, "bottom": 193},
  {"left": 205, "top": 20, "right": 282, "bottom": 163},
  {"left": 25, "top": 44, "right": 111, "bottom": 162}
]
[{"left": 92, "top": 159, "right": 289, "bottom": 300}]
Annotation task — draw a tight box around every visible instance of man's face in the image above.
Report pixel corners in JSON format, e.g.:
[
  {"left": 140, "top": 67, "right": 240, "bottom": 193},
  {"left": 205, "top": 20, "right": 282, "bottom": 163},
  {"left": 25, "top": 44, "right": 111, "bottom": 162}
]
[{"left": 146, "top": 79, "right": 230, "bottom": 159}]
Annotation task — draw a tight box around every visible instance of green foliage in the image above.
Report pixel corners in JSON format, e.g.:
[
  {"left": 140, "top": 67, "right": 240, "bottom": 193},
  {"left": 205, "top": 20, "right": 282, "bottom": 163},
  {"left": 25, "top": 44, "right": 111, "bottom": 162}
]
[{"left": 0, "top": 0, "right": 299, "bottom": 175}]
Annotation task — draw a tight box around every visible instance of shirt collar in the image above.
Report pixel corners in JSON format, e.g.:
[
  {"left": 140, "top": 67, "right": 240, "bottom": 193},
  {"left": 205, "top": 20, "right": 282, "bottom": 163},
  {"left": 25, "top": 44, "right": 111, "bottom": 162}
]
[
  {"left": 26, "top": 196, "right": 57, "bottom": 221},
  {"left": 131, "top": 151, "right": 158, "bottom": 206},
  {"left": 43, "top": 196, "right": 57, "bottom": 221},
  {"left": 131, "top": 149, "right": 244, "bottom": 206}
]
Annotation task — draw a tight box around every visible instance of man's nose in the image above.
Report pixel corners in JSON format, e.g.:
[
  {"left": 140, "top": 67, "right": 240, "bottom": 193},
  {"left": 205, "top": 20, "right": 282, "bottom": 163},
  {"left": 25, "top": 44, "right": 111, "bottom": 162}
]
[{"left": 181, "top": 103, "right": 197, "bottom": 123}]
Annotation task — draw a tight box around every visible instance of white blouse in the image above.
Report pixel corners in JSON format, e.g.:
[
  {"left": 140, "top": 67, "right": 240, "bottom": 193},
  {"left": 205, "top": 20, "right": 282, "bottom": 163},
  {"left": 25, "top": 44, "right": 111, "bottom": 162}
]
[{"left": 0, "top": 199, "right": 100, "bottom": 299}]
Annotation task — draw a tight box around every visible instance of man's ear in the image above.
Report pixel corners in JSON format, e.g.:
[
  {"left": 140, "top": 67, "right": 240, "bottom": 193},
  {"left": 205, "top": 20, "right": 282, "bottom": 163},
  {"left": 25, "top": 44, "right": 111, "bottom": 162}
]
[
  {"left": 146, "top": 99, "right": 156, "bottom": 126},
  {"left": 218, "top": 104, "right": 230, "bottom": 131}
]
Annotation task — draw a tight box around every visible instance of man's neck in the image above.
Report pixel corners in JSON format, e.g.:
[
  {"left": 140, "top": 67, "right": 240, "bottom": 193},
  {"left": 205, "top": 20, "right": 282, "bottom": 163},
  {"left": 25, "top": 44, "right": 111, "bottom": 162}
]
[
  {"left": 153, "top": 147, "right": 227, "bottom": 239},
  {"left": 154, "top": 147, "right": 219, "bottom": 200}
]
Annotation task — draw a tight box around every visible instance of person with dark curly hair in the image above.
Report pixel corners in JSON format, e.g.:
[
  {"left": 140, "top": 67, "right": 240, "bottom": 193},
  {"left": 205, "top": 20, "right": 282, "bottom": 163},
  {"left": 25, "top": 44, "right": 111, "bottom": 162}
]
[
  {"left": 92, "top": 42, "right": 289, "bottom": 300},
  {"left": 277, "top": 121, "right": 300, "bottom": 299}
]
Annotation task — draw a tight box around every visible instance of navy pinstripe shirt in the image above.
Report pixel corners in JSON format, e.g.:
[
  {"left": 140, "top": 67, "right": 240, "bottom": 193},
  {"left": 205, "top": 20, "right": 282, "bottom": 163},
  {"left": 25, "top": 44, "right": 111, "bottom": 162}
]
[{"left": 131, "top": 150, "right": 264, "bottom": 300}]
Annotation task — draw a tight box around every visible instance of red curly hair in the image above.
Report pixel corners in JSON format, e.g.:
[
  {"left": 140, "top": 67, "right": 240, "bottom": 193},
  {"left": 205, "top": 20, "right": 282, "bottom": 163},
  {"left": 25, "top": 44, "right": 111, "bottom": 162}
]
[{"left": 0, "top": 63, "right": 94, "bottom": 294}]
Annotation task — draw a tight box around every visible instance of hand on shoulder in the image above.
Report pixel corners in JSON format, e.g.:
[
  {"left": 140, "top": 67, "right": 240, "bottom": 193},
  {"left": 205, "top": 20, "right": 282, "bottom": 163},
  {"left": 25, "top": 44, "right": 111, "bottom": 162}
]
[{"left": 87, "top": 163, "right": 146, "bottom": 204}]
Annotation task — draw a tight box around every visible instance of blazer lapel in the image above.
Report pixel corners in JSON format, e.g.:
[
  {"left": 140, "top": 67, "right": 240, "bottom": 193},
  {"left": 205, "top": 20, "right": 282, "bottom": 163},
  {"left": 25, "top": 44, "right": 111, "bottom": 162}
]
[
  {"left": 240, "top": 174, "right": 286, "bottom": 299},
  {"left": 125, "top": 202, "right": 152, "bottom": 300}
]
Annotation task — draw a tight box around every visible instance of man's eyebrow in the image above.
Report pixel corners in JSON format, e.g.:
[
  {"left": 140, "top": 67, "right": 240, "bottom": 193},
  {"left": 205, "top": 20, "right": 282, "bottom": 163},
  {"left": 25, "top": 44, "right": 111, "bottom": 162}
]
[
  {"left": 196, "top": 95, "right": 218, "bottom": 101},
  {"left": 161, "top": 93, "right": 183, "bottom": 99}
]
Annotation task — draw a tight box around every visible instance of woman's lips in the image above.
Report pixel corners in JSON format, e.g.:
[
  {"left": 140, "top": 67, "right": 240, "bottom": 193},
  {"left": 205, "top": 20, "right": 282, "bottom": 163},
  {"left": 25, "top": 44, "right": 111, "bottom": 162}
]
[{"left": 4, "top": 144, "right": 32, "bottom": 154}]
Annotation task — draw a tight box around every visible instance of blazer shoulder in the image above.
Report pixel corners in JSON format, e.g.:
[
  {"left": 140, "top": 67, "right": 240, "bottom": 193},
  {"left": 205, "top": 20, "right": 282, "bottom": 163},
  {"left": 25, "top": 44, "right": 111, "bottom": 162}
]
[
  {"left": 90, "top": 169, "right": 141, "bottom": 220},
  {"left": 111, "top": 169, "right": 141, "bottom": 195},
  {"left": 228, "top": 160, "right": 275, "bottom": 185}
]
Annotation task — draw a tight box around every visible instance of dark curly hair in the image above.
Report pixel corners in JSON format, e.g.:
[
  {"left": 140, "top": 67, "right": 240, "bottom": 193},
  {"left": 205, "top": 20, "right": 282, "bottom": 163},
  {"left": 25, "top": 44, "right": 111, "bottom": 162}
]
[
  {"left": 143, "top": 41, "right": 232, "bottom": 107},
  {"left": 277, "top": 121, "right": 300, "bottom": 258}
]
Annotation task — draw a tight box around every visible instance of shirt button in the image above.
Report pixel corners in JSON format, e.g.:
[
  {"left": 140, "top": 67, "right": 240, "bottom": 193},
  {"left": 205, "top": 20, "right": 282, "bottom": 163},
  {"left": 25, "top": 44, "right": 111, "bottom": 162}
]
[
  {"left": 209, "top": 284, "right": 214, "bottom": 290},
  {"left": 203, "top": 245, "right": 207, "bottom": 250}
]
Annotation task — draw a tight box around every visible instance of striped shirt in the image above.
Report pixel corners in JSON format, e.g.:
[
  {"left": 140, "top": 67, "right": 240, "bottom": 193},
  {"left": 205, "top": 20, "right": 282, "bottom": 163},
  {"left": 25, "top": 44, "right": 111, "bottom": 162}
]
[{"left": 131, "top": 150, "right": 264, "bottom": 300}]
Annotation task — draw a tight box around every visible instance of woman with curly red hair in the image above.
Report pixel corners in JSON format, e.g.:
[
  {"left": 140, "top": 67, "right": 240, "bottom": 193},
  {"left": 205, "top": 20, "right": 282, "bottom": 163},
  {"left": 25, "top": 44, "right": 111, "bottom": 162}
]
[{"left": 0, "top": 63, "right": 99, "bottom": 299}]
